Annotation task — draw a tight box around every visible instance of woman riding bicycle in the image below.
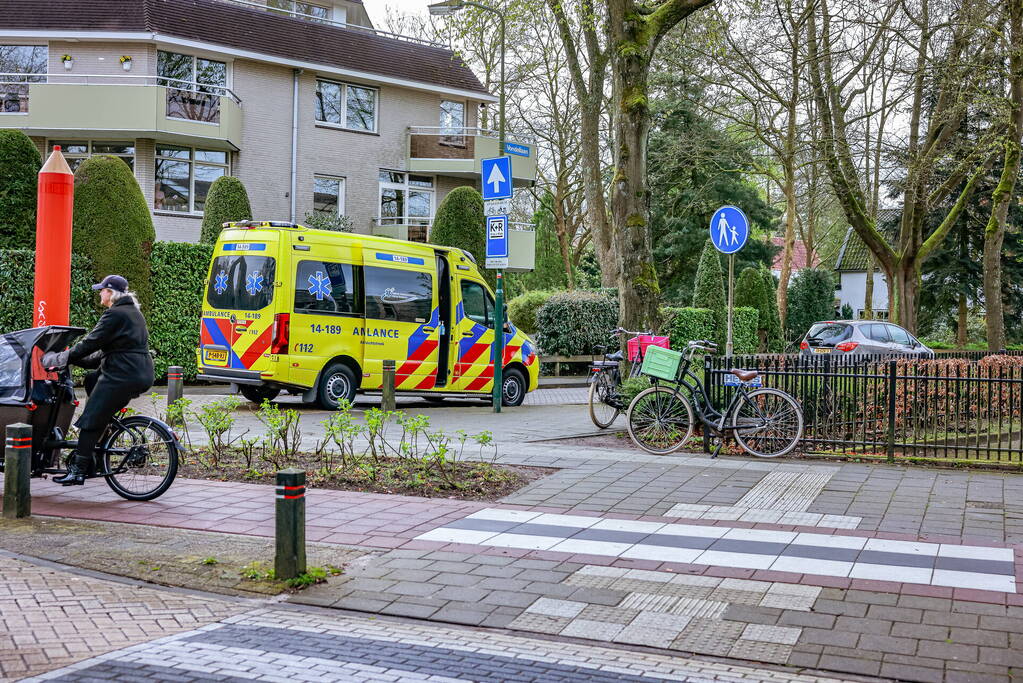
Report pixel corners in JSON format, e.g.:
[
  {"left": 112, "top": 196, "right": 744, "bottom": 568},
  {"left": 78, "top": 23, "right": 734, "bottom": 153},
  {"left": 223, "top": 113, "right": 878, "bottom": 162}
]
[{"left": 42, "top": 275, "right": 154, "bottom": 486}]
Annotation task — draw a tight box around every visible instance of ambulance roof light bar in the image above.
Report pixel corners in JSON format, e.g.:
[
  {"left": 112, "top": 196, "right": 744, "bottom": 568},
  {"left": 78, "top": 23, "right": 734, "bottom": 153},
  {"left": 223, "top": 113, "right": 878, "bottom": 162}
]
[{"left": 223, "top": 220, "right": 302, "bottom": 230}]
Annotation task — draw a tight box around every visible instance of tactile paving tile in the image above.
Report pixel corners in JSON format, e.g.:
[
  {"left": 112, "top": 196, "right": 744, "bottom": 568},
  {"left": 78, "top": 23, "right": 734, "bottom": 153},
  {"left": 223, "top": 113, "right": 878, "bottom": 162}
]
[
  {"left": 668, "top": 597, "right": 729, "bottom": 619},
  {"left": 507, "top": 613, "right": 571, "bottom": 635},
  {"left": 610, "top": 577, "right": 679, "bottom": 593},
  {"left": 525, "top": 598, "right": 587, "bottom": 618},
  {"left": 668, "top": 574, "right": 723, "bottom": 588},
  {"left": 578, "top": 605, "right": 641, "bottom": 624},
  {"left": 560, "top": 618, "right": 625, "bottom": 641},
  {"left": 758, "top": 591, "right": 818, "bottom": 611},
  {"left": 630, "top": 612, "right": 693, "bottom": 631},
  {"left": 740, "top": 624, "right": 801, "bottom": 645},
  {"left": 727, "top": 638, "right": 795, "bottom": 664},
  {"left": 614, "top": 625, "right": 683, "bottom": 649},
  {"left": 708, "top": 588, "right": 767, "bottom": 606},
  {"left": 564, "top": 574, "right": 626, "bottom": 590},
  {"left": 671, "top": 619, "right": 746, "bottom": 656},
  {"left": 619, "top": 592, "right": 680, "bottom": 612}
]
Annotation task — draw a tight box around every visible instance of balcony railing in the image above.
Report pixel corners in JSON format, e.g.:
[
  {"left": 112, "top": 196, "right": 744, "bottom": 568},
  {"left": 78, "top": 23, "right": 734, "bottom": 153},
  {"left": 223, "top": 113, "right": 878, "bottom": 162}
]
[
  {"left": 218, "top": 0, "right": 445, "bottom": 47},
  {"left": 408, "top": 126, "right": 538, "bottom": 162},
  {"left": 0, "top": 73, "right": 242, "bottom": 120}
]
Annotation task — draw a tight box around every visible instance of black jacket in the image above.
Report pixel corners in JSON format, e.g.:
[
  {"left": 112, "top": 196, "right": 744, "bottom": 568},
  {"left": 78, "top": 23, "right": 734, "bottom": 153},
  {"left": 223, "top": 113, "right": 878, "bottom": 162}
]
[{"left": 69, "top": 298, "right": 154, "bottom": 389}]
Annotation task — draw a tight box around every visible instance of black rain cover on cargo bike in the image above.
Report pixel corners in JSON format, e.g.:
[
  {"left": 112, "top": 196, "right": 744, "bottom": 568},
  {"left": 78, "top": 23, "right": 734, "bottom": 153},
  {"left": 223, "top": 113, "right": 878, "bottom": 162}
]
[{"left": 0, "top": 326, "right": 84, "bottom": 405}]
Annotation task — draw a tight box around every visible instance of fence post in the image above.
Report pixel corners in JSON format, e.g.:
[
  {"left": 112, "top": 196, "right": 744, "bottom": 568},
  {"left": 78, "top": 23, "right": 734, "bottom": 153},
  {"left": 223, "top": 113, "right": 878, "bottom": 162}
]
[
  {"left": 886, "top": 360, "right": 897, "bottom": 463},
  {"left": 275, "top": 468, "right": 306, "bottom": 580},
  {"left": 703, "top": 355, "right": 712, "bottom": 454},
  {"left": 382, "top": 359, "right": 396, "bottom": 411},
  {"left": 166, "top": 366, "right": 183, "bottom": 424},
  {"left": 3, "top": 423, "right": 32, "bottom": 519}
]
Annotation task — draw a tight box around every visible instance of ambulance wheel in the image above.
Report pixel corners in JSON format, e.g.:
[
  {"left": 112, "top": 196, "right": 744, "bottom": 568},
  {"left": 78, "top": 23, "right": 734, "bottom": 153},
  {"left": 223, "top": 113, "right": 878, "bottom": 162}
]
[
  {"left": 318, "top": 363, "right": 357, "bottom": 410},
  {"left": 239, "top": 385, "right": 280, "bottom": 405},
  {"left": 501, "top": 369, "right": 527, "bottom": 407}
]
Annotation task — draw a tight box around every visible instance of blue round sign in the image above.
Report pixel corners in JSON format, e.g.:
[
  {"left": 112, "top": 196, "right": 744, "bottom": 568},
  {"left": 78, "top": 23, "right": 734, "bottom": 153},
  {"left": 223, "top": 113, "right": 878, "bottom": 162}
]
[{"left": 709, "top": 205, "right": 750, "bottom": 254}]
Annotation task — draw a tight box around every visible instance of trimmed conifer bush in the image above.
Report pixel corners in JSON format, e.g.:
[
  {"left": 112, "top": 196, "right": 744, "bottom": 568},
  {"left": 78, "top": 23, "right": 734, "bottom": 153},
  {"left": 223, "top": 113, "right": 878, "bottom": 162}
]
[
  {"left": 0, "top": 130, "right": 42, "bottom": 250},
  {"left": 199, "top": 176, "right": 253, "bottom": 244},
  {"left": 760, "top": 269, "right": 784, "bottom": 351},
  {"left": 786, "top": 269, "right": 836, "bottom": 341},
  {"left": 733, "top": 306, "right": 760, "bottom": 354},
  {"left": 72, "top": 155, "right": 155, "bottom": 311},
  {"left": 430, "top": 186, "right": 491, "bottom": 285},
  {"left": 691, "top": 239, "right": 726, "bottom": 344}
]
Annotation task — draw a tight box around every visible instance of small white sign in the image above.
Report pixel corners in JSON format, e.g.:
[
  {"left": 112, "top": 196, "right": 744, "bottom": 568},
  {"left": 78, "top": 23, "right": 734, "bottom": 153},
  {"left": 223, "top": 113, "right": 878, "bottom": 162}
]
[
  {"left": 486, "top": 257, "right": 509, "bottom": 269},
  {"left": 484, "top": 199, "right": 511, "bottom": 216}
]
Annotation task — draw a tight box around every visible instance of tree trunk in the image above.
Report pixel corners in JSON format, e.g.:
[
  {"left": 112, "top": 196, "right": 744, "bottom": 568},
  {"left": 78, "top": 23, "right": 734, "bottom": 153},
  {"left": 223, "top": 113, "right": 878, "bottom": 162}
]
[
  {"left": 983, "top": 0, "right": 1023, "bottom": 352},
  {"left": 892, "top": 261, "right": 919, "bottom": 333},
  {"left": 580, "top": 97, "right": 616, "bottom": 286},
  {"left": 864, "top": 254, "right": 874, "bottom": 319},
  {"left": 777, "top": 157, "right": 796, "bottom": 332},
  {"left": 957, "top": 293, "right": 968, "bottom": 347}
]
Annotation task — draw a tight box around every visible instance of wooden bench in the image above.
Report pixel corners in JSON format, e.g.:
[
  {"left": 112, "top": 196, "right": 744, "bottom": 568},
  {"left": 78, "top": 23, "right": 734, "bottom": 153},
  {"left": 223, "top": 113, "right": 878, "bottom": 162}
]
[{"left": 540, "top": 354, "right": 593, "bottom": 376}]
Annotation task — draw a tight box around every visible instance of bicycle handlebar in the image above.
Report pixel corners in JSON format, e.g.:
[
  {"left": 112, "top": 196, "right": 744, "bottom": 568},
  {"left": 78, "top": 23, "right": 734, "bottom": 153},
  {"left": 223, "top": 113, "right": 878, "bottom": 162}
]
[
  {"left": 609, "top": 327, "right": 653, "bottom": 337},
  {"left": 687, "top": 340, "right": 718, "bottom": 353}
]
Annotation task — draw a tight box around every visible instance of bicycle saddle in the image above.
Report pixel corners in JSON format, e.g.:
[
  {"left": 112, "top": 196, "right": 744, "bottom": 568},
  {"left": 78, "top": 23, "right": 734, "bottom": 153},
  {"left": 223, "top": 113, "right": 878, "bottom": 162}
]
[
  {"left": 730, "top": 369, "right": 759, "bottom": 382},
  {"left": 606, "top": 350, "right": 625, "bottom": 361}
]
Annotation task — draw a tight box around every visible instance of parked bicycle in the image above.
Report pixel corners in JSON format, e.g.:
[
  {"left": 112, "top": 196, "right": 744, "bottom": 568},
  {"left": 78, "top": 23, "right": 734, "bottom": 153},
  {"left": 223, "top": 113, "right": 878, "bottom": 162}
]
[
  {"left": 0, "top": 326, "right": 180, "bottom": 501},
  {"left": 626, "top": 340, "right": 804, "bottom": 458},
  {"left": 587, "top": 328, "right": 663, "bottom": 428}
]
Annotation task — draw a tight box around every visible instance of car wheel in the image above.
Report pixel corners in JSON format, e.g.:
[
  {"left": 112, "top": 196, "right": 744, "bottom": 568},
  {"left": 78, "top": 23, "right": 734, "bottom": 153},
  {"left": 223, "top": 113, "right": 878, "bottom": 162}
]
[
  {"left": 501, "top": 368, "right": 527, "bottom": 407},
  {"left": 239, "top": 384, "right": 280, "bottom": 405},
  {"left": 317, "top": 363, "right": 357, "bottom": 410}
]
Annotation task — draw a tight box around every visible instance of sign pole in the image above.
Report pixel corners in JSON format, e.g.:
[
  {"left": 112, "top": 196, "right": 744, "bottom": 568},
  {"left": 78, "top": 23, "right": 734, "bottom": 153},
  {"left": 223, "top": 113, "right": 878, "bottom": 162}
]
[
  {"left": 493, "top": 273, "right": 504, "bottom": 413},
  {"left": 726, "top": 253, "right": 735, "bottom": 356}
]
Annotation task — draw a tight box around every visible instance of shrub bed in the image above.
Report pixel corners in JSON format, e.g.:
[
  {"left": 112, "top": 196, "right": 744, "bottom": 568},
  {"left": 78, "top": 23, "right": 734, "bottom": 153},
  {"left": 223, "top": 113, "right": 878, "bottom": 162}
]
[{"left": 535, "top": 290, "right": 618, "bottom": 356}]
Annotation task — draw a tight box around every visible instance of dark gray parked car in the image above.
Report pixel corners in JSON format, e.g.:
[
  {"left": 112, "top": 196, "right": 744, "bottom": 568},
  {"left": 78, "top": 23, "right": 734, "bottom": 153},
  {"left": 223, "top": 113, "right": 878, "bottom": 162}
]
[{"left": 799, "top": 320, "right": 933, "bottom": 357}]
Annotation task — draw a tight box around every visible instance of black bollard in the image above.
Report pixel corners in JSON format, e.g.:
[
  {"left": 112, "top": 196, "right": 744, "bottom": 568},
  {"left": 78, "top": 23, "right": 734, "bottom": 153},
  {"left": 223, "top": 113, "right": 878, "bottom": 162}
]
[
  {"left": 381, "top": 359, "right": 396, "bottom": 411},
  {"left": 166, "top": 366, "right": 183, "bottom": 425},
  {"left": 3, "top": 423, "right": 32, "bottom": 519},
  {"left": 275, "top": 468, "right": 306, "bottom": 580}
]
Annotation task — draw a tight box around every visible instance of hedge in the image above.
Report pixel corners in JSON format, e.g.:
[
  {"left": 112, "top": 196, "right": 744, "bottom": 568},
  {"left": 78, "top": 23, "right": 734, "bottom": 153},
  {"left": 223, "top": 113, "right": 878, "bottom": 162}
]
[
  {"left": 508, "top": 289, "right": 555, "bottom": 335},
  {"left": 0, "top": 130, "right": 41, "bottom": 250},
  {"left": 661, "top": 307, "right": 716, "bottom": 350},
  {"left": 149, "top": 242, "right": 213, "bottom": 380},
  {"left": 430, "top": 186, "right": 492, "bottom": 286},
  {"left": 0, "top": 250, "right": 98, "bottom": 333},
  {"left": 199, "top": 176, "right": 253, "bottom": 245},
  {"left": 692, "top": 240, "right": 726, "bottom": 345},
  {"left": 535, "top": 290, "right": 618, "bottom": 356},
  {"left": 72, "top": 155, "right": 155, "bottom": 312},
  {"left": 733, "top": 306, "right": 759, "bottom": 355}
]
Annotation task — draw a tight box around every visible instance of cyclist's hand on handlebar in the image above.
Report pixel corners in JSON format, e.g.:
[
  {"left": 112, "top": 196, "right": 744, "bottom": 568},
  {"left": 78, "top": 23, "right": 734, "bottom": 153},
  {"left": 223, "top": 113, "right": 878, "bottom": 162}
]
[{"left": 41, "top": 349, "right": 70, "bottom": 370}]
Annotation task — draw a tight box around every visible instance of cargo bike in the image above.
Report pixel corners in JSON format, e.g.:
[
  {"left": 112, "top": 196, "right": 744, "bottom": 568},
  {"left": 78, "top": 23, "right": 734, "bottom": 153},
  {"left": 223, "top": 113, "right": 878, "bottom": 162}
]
[{"left": 0, "top": 326, "right": 180, "bottom": 501}]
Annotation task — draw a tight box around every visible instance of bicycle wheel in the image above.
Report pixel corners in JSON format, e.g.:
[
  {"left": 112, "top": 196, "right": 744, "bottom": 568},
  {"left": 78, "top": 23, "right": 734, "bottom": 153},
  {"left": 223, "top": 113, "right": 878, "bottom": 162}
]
[
  {"left": 626, "top": 386, "right": 694, "bottom": 455},
  {"left": 588, "top": 370, "right": 621, "bottom": 429},
  {"left": 101, "top": 416, "right": 180, "bottom": 501},
  {"left": 731, "top": 388, "right": 804, "bottom": 458}
]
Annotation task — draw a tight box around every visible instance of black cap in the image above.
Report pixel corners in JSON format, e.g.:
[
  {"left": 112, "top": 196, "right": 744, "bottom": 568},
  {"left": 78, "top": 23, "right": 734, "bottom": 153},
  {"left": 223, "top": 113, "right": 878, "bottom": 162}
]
[{"left": 92, "top": 275, "right": 128, "bottom": 293}]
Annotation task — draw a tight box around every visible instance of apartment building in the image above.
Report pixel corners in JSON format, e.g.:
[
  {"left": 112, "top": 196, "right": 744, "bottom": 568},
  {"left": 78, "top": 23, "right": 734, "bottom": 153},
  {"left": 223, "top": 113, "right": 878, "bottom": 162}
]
[{"left": 0, "top": 0, "right": 537, "bottom": 242}]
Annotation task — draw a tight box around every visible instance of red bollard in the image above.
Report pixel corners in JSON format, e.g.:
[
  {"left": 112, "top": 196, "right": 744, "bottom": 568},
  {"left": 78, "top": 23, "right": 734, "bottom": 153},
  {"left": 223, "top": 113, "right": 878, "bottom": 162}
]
[{"left": 33, "top": 146, "right": 74, "bottom": 328}]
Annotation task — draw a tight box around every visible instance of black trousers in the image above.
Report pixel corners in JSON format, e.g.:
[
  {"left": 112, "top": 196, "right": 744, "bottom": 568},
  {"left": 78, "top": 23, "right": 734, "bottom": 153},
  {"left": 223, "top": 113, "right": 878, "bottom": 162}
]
[{"left": 76, "top": 371, "right": 145, "bottom": 465}]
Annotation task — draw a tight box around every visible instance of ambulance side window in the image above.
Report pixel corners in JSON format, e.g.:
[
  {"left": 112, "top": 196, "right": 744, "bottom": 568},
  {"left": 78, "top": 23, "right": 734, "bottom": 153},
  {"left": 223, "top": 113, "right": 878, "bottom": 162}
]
[
  {"left": 294, "top": 260, "right": 363, "bottom": 316},
  {"left": 364, "top": 266, "right": 433, "bottom": 323},
  {"left": 460, "top": 280, "right": 493, "bottom": 328}
]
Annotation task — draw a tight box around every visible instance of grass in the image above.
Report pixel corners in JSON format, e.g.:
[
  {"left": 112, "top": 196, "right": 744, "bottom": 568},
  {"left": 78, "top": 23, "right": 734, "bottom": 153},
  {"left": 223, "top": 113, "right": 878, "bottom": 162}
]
[{"left": 239, "top": 561, "right": 344, "bottom": 590}]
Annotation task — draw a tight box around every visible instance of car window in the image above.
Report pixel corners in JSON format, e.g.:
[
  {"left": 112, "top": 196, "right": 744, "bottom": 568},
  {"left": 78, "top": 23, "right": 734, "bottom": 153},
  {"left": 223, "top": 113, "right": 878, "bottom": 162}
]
[
  {"left": 364, "top": 267, "right": 433, "bottom": 323},
  {"left": 806, "top": 323, "right": 850, "bottom": 344},
  {"left": 886, "top": 324, "right": 911, "bottom": 345},
  {"left": 866, "top": 324, "right": 891, "bottom": 343},
  {"left": 294, "top": 260, "right": 362, "bottom": 316},
  {"left": 206, "top": 255, "right": 276, "bottom": 311},
  {"left": 460, "top": 280, "right": 493, "bottom": 327}
]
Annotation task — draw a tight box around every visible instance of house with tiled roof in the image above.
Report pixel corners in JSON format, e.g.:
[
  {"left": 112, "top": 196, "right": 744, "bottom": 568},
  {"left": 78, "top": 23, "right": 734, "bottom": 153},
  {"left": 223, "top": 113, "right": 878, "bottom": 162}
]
[
  {"left": 0, "top": 0, "right": 536, "bottom": 242},
  {"left": 822, "top": 208, "right": 898, "bottom": 319},
  {"left": 769, "top": 236, "right": 820, "bottom": 277}
]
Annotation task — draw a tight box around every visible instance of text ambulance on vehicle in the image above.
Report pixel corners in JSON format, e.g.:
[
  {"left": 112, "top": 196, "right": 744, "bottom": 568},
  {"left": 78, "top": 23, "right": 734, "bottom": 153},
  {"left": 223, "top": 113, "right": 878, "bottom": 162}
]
[{"left": 196, "top": 221, "right": 539, "bottom": 408}]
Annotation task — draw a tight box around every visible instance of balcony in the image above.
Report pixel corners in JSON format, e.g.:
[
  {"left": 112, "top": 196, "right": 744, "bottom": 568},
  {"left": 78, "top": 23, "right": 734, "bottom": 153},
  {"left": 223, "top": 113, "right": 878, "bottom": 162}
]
[
  {"left": 371, "top": 218, "right": 433, "bottom": 243},
  {"left": 0, "top": 74, "right": 242, "bottom": 150},
  {"left": 370, "top": 218, "right": 535, "bottom": 271},
  {"left": 407, "top": 127, "right": 537, "bottom": 186}
]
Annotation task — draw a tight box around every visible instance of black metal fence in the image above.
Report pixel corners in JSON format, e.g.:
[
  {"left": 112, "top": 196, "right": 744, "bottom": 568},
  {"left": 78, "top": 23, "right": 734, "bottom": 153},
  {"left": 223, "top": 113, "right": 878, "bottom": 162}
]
[{"left": 705, "top": 351, "right": 1023, "bottom": 463}]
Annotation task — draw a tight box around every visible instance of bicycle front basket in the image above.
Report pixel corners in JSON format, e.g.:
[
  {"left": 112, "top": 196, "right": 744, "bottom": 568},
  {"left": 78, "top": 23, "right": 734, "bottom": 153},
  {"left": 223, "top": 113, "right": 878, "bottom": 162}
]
[{"left": 640, "top": 345, "right": 684, "bottom": 381}]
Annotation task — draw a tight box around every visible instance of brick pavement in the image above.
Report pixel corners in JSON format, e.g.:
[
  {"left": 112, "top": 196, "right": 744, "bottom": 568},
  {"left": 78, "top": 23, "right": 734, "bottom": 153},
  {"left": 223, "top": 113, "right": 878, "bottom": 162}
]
[{"left": 0, "top": 557, "right": 244, "bottom": 680}]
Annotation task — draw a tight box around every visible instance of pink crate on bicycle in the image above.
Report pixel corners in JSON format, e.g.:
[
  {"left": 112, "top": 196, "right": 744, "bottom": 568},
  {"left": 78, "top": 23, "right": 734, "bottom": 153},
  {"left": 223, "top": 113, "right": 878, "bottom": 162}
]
[{"left": 627, "top": 335, "right": 670, "bottom": 362}]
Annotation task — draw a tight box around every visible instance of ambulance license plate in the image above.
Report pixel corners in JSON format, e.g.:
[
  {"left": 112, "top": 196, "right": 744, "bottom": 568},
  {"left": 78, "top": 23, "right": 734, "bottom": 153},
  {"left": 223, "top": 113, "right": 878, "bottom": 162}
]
[{"left": 205, "top": 349, "right": 228, "bottom": 362}]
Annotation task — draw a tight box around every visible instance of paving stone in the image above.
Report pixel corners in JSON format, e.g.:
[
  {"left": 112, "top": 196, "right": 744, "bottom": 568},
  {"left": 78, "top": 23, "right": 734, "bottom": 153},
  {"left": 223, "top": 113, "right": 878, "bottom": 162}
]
[
  {"left": 505, "top": 613, "right": 570, "bottom": 635},
  {"left": 671, "top": 619, "right": 745, "bottom": 657},
  {"left": 524, "top": 598, "right": 586, "bottom": 618},
  {"left": 577, "top": 605, "right": 640, "bottom": 625},
  {"left": 857, "top": 633, "right": 918, "bottom": 656},
  {"left": 559, "top": 618, "right": 625, "bottom": 641},
  {"left": 726, "top": 639, "right": 793, "bottom": 665},
  {"left": 613, "top": 625, "right": 681, "bottom": 649},
  {"left": 949, "top": 627, "right": 1009, "bottom": 648},
  {"left": 721, "top": 604, "right": 781, "bottom": 626},
  {"left": 817, "top": 654, "right": 881, "bottom": 677},
  {"left": 879, "top": 661, "right": 946, "bottom": 683},
  {"left": 738, "top": 624, "right": 801, "bottom": 645},
  {"left": 799, "top": 627, "right": 859, "bottom": 649}
]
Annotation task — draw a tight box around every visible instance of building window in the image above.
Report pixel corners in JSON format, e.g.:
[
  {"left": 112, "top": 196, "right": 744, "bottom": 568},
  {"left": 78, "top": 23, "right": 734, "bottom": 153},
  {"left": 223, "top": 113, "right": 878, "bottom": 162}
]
[
  {"left": 155, "top": 146, "right": 229, "bottom": 214},
  {"left": 313, "top": 176, "right": 345, "bottom": 217},
  {"left": 48, "top": 141, "right": 135, "bottom": 173},
  {"left": 0, "top": 45, "right": 46, "bottom": 113},
  {"left": 268, "top": 0, "right": 331, "bottom": 22},
  {"left": 440, "top": 100, "right": 465, "bottom": 144},
  {"left": 315, "top": 79, "right": 377, "bottom": 132},
  {"left": 157, "top": 51, "right": 227, "bottom": 93},
  {"left": 378, "top": 171, "right": 434, "bottom": 226}
]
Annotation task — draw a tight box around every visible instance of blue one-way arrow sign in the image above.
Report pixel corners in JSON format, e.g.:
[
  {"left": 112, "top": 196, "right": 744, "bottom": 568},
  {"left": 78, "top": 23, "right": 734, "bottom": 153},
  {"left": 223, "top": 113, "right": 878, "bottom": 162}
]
[{"left": 481, "top": 156, "right": 513, "bottom": 200}]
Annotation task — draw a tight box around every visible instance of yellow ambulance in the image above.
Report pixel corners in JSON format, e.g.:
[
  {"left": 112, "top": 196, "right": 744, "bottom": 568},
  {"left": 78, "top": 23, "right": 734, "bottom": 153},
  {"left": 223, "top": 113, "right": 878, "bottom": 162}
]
[{"left": 196, "top": 221, "right": 539, "bottom": 408}]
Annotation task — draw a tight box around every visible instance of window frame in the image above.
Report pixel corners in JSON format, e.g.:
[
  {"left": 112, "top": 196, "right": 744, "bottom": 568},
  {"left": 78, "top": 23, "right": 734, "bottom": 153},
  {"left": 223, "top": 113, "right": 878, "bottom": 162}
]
[
  {"left": 377, "top": 170, "right": 435, "bottom": 226},
  {"left": 460, "top": 279, "right": 495, "bottom": 329},
  {"left": 439, "top": 99, "right": 466, "bottom": 146},
  {"left": 363, "top": 266, "right": 434, "bottom": 323},
  {"left": 157, "top": 50, "right": 230, "bottom": 95},
  {"left": 154, "top": 145, "right": 230, "bottom": 215},
  {"left": 268, "top": 0, "right": 332, "bottom": 22},
  {"left": 314, "top": 78, "right": 379, "bottom": 133},
  {"left": 313, "top": 175, "right": 346, "bottom": 217},
  {"left": 47, "top": 140, "right": 135, "bottom": 173}
]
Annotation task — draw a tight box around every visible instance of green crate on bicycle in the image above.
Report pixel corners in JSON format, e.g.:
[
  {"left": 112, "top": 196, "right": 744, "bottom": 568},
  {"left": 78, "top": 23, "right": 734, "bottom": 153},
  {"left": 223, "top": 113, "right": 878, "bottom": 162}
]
[{"left": 640, "top": 345, "right": 685, "bottom": 381}]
